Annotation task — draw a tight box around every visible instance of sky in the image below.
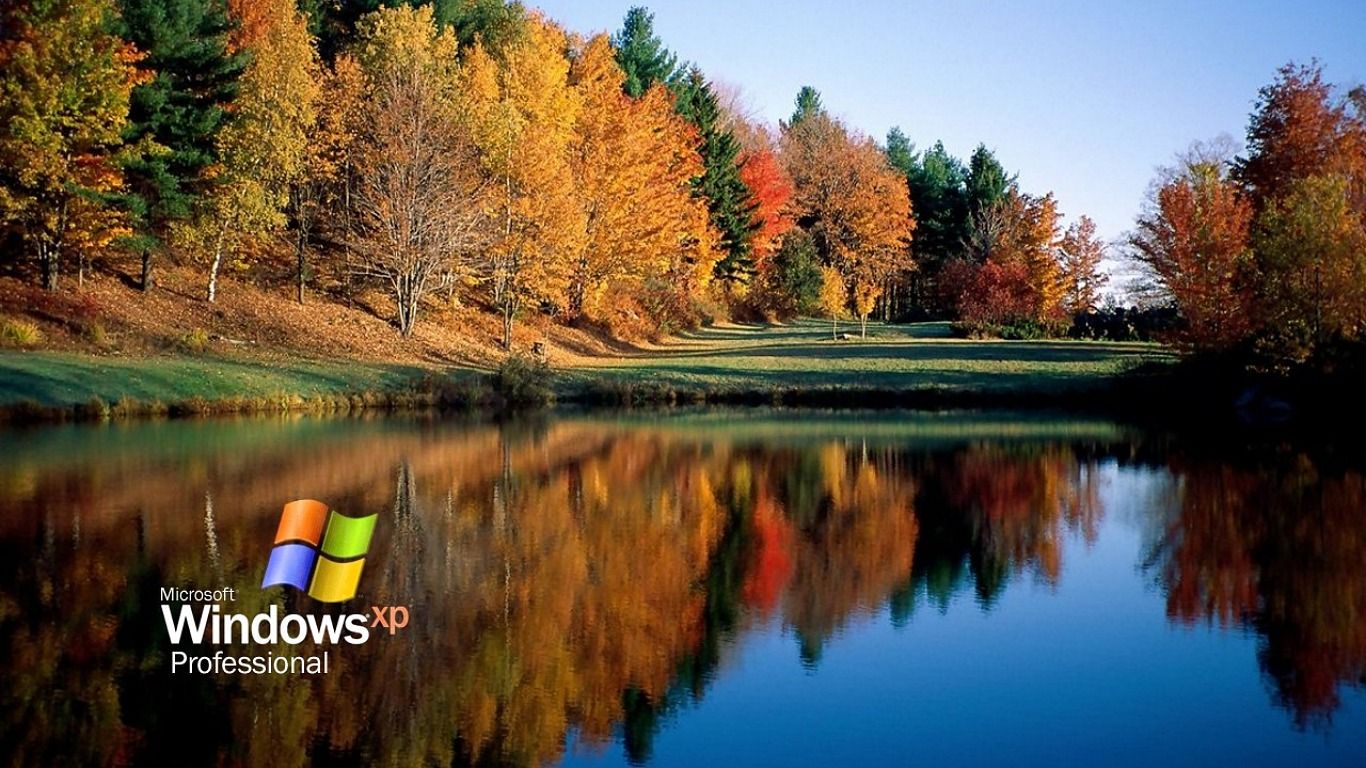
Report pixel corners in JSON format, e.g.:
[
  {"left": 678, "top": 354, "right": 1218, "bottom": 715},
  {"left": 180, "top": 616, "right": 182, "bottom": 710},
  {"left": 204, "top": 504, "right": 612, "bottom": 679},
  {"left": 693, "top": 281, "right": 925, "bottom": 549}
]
[{"left": 530, "top": 0, "right": 1366, "bottom": 254}]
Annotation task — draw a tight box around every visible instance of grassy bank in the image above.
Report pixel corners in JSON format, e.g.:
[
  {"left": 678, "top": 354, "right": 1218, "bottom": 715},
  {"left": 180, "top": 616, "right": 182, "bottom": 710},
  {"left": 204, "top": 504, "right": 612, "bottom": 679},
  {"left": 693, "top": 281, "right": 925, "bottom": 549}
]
[
  {"left": 0, "top": 351, "right": 491, "bottom": 422},
  {"left": 560, "top": 320, "right": 1175, "bottom": 407},
  {"left": 0, "top": 319, "right": 1178, "bottom": 422}
]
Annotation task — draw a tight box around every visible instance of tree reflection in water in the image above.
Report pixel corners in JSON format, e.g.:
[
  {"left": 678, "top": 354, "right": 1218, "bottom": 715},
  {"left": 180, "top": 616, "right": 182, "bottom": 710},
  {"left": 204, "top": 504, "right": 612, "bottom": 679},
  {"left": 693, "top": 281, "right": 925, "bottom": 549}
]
[{"left": 0, "top": 415, "right": 1360, "bottom": 765}]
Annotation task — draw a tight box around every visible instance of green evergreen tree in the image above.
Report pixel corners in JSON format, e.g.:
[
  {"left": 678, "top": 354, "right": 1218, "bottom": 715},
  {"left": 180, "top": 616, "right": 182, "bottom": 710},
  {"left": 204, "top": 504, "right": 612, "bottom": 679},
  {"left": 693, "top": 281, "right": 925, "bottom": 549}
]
[
  {"left": 886, "top": 130, "right": 969, "bottom": 314},
  {"left": 965, "top": 143, "right": 1013, "bottom": 218},
  {"left": 674, "top": 68, "right": 759, "bottom": 286},
  {"left": 611, "top": 6, "right": 682, "bottom": 98},
  {"left": 115, "top": 0, "right": 244, "bottom": 289},
  {"left": 784, "top": 85, "right": 825, "bottom": 129}
]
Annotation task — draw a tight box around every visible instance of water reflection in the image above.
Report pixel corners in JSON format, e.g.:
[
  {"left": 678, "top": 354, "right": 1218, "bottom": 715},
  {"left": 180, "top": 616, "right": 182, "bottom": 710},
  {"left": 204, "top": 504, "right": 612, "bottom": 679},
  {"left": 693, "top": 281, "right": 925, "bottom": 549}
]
[{"left": 0, "top": 413, "right": 1362, "bottom": 765}]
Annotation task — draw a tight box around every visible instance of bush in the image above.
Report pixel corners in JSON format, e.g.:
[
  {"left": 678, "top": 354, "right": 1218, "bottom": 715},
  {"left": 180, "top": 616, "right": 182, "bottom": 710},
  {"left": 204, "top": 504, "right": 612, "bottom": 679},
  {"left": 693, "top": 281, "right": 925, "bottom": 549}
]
[
  {"left": 491, "top": 354, "right": 554, "bottom": 408},
  {"left": 0, "top": 317, "right": 44, "bottom": 348},
  {"left": 85, "top": 321, "right": 109, "bottom": 346},
  {"left": 179, "top": 327, "right": 211, "bottom": 354}
]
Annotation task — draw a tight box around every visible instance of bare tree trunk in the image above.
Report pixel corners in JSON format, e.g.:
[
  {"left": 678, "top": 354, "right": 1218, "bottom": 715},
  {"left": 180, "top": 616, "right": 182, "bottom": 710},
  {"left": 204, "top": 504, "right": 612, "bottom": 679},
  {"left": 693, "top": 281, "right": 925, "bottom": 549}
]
[
  {"left": 206, "top": 222, "right": 228, "bottom": 303},
  {"left": 861, "top": 313, "right": 868, "bottom": 338},
  {"left": 831, "top": 317, "right": 837, "bottom": 340}
]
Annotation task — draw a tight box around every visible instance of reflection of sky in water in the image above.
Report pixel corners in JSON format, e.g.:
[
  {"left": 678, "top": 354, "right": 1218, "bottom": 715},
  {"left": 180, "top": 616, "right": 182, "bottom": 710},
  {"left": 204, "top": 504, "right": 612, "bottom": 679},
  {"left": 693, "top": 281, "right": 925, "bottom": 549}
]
[{"left": 565, "top": 462, "right": 1365, "bottom": 767}]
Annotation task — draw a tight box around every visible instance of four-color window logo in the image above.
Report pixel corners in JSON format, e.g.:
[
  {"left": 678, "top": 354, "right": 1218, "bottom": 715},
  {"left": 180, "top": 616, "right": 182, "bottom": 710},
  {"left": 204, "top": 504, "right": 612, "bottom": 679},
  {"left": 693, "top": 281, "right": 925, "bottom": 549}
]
[{"left": 262, "top": 500, "right": 377, "bottom": 602}]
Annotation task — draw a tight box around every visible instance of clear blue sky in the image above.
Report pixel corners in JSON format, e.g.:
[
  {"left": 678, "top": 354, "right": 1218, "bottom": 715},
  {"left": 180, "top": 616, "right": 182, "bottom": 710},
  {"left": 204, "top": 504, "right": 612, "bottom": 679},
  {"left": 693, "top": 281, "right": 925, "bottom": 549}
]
[{"left": 531, "top": 0, "right": 1366, "bottom": 249}]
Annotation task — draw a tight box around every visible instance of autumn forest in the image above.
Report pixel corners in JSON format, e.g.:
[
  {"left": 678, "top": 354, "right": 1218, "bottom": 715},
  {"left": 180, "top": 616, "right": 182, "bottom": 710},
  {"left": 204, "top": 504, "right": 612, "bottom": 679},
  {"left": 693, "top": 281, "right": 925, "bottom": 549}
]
[{"left": 4, "top": 0, "right": 1362, "bottom": 377}]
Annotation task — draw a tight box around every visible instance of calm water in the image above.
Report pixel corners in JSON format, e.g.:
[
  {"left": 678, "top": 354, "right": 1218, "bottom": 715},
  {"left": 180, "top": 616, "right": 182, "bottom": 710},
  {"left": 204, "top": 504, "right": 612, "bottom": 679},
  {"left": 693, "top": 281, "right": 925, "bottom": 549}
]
[{"left": 1, "top": 411, "right": 1363, "bottom": 766}]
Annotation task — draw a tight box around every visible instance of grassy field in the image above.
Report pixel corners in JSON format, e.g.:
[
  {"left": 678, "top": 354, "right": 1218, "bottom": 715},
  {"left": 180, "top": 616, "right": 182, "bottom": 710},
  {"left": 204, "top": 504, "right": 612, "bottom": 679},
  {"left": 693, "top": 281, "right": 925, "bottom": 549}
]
[
  {"left": 561, "top": 320, "right": 1174, "bottom": 398},
  {"left": 0, "top": 352, "right": 433, "bottom": 407},
  {"left": 0, "top": 320, "right": 1175, "bottom": 412}
]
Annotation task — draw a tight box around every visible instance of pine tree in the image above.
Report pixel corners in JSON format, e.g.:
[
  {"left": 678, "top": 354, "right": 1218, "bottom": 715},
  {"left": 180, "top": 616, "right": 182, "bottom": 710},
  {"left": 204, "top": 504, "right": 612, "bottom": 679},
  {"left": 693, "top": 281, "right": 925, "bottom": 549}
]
[
  {"left": 611, "top": 6, "right": 681, "bottom": 98},
  {"left": 674, "top": 68, "right": 759, "bottom": 287},
  {"left": 965, "top": 144, "right": 1013, "bottom": 220},
  {"left": 785, "top": 86, "right": 824, "bottom": 129},
  {"left": 115, "top": 0, "right": 245, "bottom": 290}
]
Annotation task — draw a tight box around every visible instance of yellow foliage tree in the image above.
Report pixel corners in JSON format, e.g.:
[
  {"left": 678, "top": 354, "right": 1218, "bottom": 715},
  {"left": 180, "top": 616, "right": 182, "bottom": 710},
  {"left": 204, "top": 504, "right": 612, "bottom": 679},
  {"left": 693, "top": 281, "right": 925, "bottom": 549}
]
[
  {"left": 0, "top": 0, "right": 144, "bottom": 290},
  {"left": 197, "top": 0, "right": 320, "bottom": 302},
  {"left": 819, "top": 264, "right": 846, "bottom": 339},
  {"left": 462, "top": 14, "right": 584, "bottom": 349}
]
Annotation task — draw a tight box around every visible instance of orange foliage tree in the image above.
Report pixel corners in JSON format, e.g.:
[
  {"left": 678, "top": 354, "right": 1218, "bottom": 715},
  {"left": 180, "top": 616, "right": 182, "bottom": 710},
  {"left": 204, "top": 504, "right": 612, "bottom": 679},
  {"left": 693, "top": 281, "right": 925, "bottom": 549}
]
[
  {"left": 781, "top": 103, "right": 913, "bottom": 329},
  {"left": 1130, "top": 162, "right": 1256, "bottom": 351},
  {"left": 566, "top": 35, "right": 717, "bottom": 336}
]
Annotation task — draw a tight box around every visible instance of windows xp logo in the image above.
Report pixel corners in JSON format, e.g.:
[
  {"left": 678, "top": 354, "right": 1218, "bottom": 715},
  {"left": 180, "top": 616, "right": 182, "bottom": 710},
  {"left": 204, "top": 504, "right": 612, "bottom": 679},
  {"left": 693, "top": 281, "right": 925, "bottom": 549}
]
[{"left": 262, "top": 500, "right": 378, "bottom": 603}]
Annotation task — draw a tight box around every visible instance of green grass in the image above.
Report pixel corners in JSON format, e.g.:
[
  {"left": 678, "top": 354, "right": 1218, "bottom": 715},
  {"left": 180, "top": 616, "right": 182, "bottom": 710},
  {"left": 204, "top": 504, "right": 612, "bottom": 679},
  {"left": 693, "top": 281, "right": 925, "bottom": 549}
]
[
  {"left": 0, "top": 320, "right": 1176, "bottom": 415},
  {"left": 562, "top": 319, "right": 1174, "bottom": 396},
  {"left": 0, "top": 351, "right": 435, "bottom": 407}
]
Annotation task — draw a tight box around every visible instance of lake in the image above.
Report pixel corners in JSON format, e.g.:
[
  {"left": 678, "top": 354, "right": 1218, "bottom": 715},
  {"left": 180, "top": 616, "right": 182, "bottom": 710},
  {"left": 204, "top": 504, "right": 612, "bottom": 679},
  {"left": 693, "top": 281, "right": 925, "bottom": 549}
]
[{"left": 1, "top": 411, "right": 1363, "bottom": 766}]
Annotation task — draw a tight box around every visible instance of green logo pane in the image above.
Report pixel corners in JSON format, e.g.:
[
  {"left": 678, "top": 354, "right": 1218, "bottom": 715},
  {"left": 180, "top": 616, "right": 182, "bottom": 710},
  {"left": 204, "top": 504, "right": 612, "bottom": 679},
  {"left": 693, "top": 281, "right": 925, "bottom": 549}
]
[{"left": 319, "top": 512, "right": 377, "bottom": 560}]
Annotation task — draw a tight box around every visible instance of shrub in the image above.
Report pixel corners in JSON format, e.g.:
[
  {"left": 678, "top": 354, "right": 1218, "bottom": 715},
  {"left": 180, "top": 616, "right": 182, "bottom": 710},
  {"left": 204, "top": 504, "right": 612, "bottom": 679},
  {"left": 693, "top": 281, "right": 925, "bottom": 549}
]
[
  {"left": 491, "top": 354, "right": 554, "bottom": 408},
  {"left": 85, "top": 321, "right": 109, "bottom": 346},
  {"left": 179, "top": 327, "right": 211, "bottom": 354},
  {"left": 0, "top": 317, "right": 44, "bottom": 348}
]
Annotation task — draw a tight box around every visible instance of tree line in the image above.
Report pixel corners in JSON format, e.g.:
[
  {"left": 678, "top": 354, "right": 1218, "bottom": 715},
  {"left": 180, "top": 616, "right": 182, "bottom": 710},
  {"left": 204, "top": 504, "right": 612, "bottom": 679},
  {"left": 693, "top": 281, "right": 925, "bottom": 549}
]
[
  {"left": 1130, "top": 63, "right": 1366, "bottom": 366},
  {"left": 6, "top": 1, "right": 1357, "bottom": 360},
  {"left": 0, "top": 0, "right": 1116, "bottom": 346}
]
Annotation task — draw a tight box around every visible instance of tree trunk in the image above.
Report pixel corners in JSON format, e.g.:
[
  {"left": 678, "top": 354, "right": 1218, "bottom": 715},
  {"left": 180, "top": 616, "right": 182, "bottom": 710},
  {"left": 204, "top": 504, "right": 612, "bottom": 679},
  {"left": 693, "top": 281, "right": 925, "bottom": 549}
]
[
  {"left": 207, "top": 224, "right": 227, "bottom": 303},
  {"left": 295, "top": 231, "right": 307, "bottom": 305},
  {"left": 831, "top": 317, "right": 837, "bottom": 340},
  {"left": 861, "top": 313, "right": 868, "bottom": 338},
  {"left": 395, "top": 277, "right": 416, "bottom": 337},
  {"left": 39, "top": 241, "right": 58, "bottom": 291},
  {"left": 502, "top": 305, "right": 513, "bottom": 350},
  {"left": 141, "top": 250, "right": 154, "bottom": 292}
]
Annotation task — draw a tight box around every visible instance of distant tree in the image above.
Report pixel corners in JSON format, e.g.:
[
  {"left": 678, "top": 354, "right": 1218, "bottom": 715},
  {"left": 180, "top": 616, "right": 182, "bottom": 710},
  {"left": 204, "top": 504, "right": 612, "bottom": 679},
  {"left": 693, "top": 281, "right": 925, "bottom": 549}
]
[
  {"left": 674, "top": 68, "right": 759, "bottom": 288},
  {"left": 350, "top": 6, "right": 489, "bottom": 336},
  {"left": 784, "top": 85, "right": 825, "bottom": 129},
  {"left": 1058, "top": 215, "right": 1108, "bottom": 313},
  {"left": 965, "top": 144, "right": 1014, "bottom": 223},
  {"left": 312, "top": 0, "right": 526, "bottom": 63},
  {"left": 852, "top": 280, "right": 880, "bottom": 338},
  {"left": 819, "top": 264, "right": 846, "bottom": 339},
  {"left": 611, "top": 6, "right": 681, "bottom": 98},
  {"left": 566, "top": 34, "right": 716, "bottom": 328},
  {"left": 116, "top": 0, "right": 245, "bottom": 290},
  {"left": 965, "top": 190, "right": 1063, "bottom": 320},
  {"left": 0, "top": 0, "right": 143, "bottom": 290},
  {"left": 1130, "top": 162, "right": 1255, "bottom": 351}
]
